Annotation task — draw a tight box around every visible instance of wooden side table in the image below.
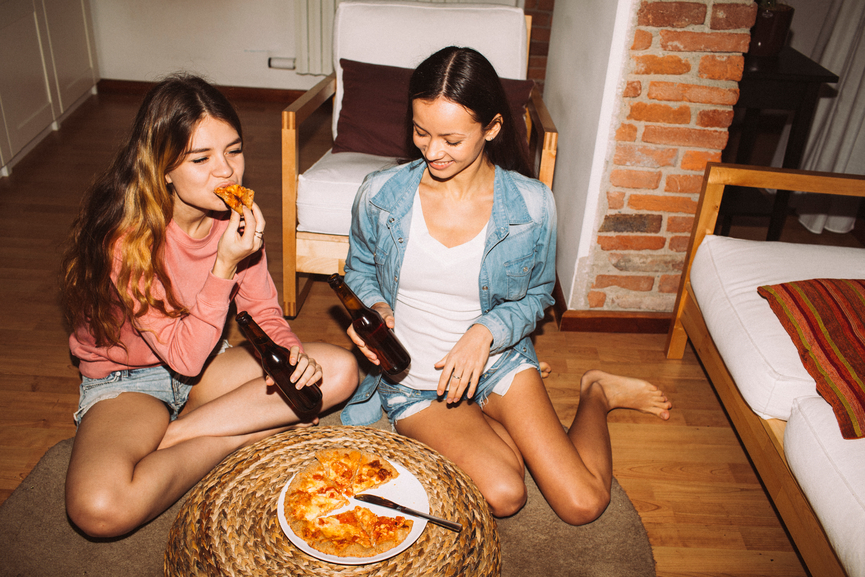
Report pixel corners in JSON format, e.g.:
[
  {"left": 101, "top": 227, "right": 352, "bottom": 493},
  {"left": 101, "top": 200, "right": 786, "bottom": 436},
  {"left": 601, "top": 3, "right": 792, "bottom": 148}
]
[{"left": 718, "top": 47, "right": 839, "bottom": 240}]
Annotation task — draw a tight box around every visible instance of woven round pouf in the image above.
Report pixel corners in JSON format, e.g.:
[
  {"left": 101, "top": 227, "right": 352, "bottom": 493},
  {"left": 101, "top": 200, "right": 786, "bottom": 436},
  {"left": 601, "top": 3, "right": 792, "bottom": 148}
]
[{"left": 164, "top": 426, "right": 500, "bottom": 576}]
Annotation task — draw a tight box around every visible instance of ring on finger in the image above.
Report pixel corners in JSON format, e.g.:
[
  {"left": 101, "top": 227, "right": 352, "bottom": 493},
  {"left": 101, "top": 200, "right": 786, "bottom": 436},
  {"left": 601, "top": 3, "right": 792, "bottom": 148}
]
[{"left": 254, "top": 230, "right": 264, "bottom": 238}]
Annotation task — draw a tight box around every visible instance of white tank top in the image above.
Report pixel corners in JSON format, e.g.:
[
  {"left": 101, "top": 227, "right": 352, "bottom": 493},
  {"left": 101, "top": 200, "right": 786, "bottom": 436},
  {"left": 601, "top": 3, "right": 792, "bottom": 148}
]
[{"left": 393, "top": 191, "right": 501, "bottom": 390}]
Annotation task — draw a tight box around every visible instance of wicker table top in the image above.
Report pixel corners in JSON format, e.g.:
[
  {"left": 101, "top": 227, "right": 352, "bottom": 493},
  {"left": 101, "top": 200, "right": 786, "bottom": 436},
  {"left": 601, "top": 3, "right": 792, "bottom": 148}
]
[{"left": 164, "top": 426, "right": 501, "bottom": 576}]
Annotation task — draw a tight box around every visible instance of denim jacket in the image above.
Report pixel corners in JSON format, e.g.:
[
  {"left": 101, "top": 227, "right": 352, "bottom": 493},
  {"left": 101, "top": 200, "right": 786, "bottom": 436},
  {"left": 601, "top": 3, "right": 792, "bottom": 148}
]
[{"left": 340, "top": 159, "right": 557, "bottom": 425}]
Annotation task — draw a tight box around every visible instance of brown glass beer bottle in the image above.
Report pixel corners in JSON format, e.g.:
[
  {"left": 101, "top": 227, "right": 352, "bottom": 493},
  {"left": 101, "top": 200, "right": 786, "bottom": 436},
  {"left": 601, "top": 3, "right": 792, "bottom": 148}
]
[
  {"left": 235, "top": 311, "right": 322, "bottom": 416},
  {"left": 327, "top": 274, "right": 411, "bottom": 375}
]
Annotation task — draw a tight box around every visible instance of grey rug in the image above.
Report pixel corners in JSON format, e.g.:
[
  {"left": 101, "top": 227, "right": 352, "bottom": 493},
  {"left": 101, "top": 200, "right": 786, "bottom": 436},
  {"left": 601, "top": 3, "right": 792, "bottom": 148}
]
[{"left": 0, "top": 412, "right": 655, "bottom": 577}]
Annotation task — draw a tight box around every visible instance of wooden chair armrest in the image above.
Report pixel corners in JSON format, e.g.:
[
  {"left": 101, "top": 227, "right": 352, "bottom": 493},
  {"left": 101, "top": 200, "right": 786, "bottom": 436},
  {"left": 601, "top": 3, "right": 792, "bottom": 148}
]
[
  {"left": 282, "top": 72, "right": 336, "bottom": 317},
  {"left": 282, "top": 72, "right": 336, "bottom": 129},
  {"left": 526, "top": 85, "right": 558, "bottom": 190}
]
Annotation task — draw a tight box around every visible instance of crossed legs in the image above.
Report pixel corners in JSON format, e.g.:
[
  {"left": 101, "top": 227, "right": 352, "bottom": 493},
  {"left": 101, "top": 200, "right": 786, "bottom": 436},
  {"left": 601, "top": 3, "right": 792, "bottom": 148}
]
[
  {"left": 396, "top": 369, "right": 670, "bottom": 525},
  {"left": 65, "top": 343, "right": 357, "bottom": 537}
]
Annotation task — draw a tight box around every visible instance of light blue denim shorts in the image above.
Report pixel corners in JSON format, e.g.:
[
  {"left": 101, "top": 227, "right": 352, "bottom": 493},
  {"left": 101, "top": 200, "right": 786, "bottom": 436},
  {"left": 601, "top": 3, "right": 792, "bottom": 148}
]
[
  {"left": 378, "top": 348, "right": 538, "bottom": 424},
  {"left": 73, "top": 340, "right": 231, "bottom": 426}
]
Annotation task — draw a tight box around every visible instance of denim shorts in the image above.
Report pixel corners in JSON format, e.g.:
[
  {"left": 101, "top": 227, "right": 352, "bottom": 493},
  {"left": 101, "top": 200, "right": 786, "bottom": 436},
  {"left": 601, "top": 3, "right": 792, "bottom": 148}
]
[
  {"left": 378, "top": 348, "right": 537, "bottom": 424},
  {"left": 73, "top": 340, "right": 231, "bottom": 426}
]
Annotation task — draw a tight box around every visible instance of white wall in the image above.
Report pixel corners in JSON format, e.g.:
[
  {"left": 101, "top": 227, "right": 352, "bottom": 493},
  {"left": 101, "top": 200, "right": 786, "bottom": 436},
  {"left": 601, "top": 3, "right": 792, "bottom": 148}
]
[
  {"left": 89, "top": 0, "right": 322, "bottom": 90},
  {"left": 544, "top": 0, "right": 633, "bottom": 307}
]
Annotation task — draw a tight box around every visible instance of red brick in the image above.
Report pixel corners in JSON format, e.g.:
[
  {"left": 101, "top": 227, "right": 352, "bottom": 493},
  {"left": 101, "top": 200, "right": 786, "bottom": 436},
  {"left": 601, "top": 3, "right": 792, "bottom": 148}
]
[
  {"left": 699, "top": 55, "right": 744, "bottom": 81},
  {"left": 633, "top": 54, "right": 691, "bottom": 75},
  {"left": 597, "top": 235, "right": 667, "bottom": 251},
  {"left": 632, "top": 29, "right": 653, "bottom": 50},
  {"left": 610, "top": 169, "right": 663, "bottom": 189},
  {"left": 616, "top": 123, "right": 638, "bottom": 142},
  {"left": 659, "top": 274, "right": 682, "bottom": 293},
  {"left": 667, "top": 215, "right": 695, "bottom": 233},
  {"left": 588, "top": 291, "right": 607, "bottom": 308},
  {"left": 665, "top": 173, "right": 704, "bottom": 193},
  {"left": 529, "top": 55, "right": 548, "bottom": 69},
  {"left": 660, "top": 30, "right": 751, "bottom": 53},
  {"left": 593, "top": 274, "right": 655, "bottom": 291},
  {"left": 681, "top": 150, "right": 721, "bottom": 171},
  {"left": 532, "top": 27, "right": 551, "bottom": 43},
  {"left": 643, "top": 125, "right": 729, "bottom": 150},
  {"left": 624, "top": 81, "right": 642, "bottom": 98},
  {"left": 525, "top": 0, "right": 555, "bottom": 11},
  {"left": 599, "top": 213, "right": 663, "bottom": 233},
  {"left": 648, "top": 81, "right": 740, "bottom": 105},
  {"left": 525, "top": 10, "right": 552, "bottom": 28},
  {"left": 669, "top": 235, "right": 691, "bottom": 251},
  {"left": 628, "top": 101, "right": 691, "bottom": 124},
  {"left": 608, "top": 190, "right": 626, "bottom": 209},
  {"left": 697, "top": 108, "right": 735, "bottom": 128},
  {"left": 637, "top": 2, "right": 707, "bottom": 28},
  {"left": 710, "top": 3, "right": 758, "bottom": 30},
  {"left": 614, "top": 144, "right": 678, "bottom": 168},
  {"left": 628, "top": 194, "right": 699, "bottom": 214}
]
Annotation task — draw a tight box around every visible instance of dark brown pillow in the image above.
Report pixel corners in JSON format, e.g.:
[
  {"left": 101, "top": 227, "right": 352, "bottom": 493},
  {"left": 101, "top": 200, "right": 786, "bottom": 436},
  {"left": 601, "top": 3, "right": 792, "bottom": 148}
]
[{"left": 333, "top": 58, "right": 534, "bottom": 158}]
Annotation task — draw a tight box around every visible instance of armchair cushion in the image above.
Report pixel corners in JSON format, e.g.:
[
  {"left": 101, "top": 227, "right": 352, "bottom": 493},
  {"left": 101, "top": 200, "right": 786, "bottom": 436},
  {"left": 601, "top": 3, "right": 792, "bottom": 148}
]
[
  {"left": 333, "top": 58, "right": 535, "bottom": 158},
  {"left": 759, "top": 278, "right": 865, "bottom": 439}
]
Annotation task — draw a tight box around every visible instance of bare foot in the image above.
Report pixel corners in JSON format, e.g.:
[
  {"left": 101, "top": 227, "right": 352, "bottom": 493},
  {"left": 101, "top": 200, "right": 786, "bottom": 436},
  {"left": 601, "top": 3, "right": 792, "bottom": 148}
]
[
  {"left": 539, "top": 361, "right": 552, "bottom": 378},
  {"left": 580, "top": 369, "right": 671, "bottom": 420}
]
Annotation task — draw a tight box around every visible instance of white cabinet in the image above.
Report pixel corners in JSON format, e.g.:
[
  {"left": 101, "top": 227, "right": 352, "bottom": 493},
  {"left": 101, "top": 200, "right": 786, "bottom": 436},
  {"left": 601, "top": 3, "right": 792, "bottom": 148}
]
[{"left": 0, "top": 0, "right": 98, "bottom": 176}]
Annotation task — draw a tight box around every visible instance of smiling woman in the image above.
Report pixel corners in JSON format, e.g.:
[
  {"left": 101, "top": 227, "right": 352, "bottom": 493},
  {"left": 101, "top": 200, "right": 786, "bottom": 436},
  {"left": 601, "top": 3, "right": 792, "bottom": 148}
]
[
  {"left": 57, "top": 73, "right": 358, "bottom": 538},
  {"left": 339, "top": 47, "right": 672, "bottom": 528}
]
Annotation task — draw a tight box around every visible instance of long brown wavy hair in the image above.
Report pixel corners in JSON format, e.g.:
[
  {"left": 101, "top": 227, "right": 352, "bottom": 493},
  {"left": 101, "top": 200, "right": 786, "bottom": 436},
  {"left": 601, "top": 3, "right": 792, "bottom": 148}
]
[{"left": 60, "top": 74, "right": 243, "bottom": 348}]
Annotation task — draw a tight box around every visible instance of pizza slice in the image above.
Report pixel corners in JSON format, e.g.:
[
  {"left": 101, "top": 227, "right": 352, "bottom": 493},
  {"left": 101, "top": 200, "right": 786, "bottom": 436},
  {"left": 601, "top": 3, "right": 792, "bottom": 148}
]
[
  {"left": 353, "top": 505, "right": 414, "bottom": 554},
  {"left": 315, "top": 448, "right": 363, "bottom": 495},
  {"left": 350, "top": 452, "right": 399, "bottom": 495},
  {"left": 293, "top": 508, "right": 376, "bottom": 558},
  {"left": 214, "top": 184, "right": 254, "bottom": 214},
  {"left": 284, "top": 462, "right": 348, "bottom": 522}
]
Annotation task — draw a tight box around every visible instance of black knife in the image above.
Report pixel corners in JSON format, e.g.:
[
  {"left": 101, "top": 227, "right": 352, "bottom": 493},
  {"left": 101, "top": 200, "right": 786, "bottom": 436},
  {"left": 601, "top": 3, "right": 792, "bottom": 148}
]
[{"left": 354, "top": 494, "right": 462, "bottom": 532}]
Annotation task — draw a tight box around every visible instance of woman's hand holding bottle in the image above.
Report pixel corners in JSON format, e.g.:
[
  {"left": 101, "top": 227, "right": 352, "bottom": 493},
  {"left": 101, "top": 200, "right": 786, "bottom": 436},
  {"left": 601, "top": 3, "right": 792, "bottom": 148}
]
[
  {"left": 213, "top": 203, "right": 266, "bottom": 279},
  {"left": 346, "top": 302, "right": 395, "bottom": 366}
]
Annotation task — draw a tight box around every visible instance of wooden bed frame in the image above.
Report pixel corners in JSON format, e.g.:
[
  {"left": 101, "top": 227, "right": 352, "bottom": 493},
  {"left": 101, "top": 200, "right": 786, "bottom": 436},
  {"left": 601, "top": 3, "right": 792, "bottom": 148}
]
[
  {"left": 280, "top": 15, "right": 558, "bottom": 318},
  {"left": 665, "top": 163, "right": 865, "bottom": 577}
]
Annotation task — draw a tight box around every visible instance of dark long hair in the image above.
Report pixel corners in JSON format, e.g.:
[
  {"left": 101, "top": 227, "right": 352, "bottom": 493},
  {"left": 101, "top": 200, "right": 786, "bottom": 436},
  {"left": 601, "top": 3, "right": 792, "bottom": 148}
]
[
  {"left": 60, "top": 74, "right": 243, "bottom": 348},
  {"left": 406, "top": 46, "right": 533, "bottom": 178}
]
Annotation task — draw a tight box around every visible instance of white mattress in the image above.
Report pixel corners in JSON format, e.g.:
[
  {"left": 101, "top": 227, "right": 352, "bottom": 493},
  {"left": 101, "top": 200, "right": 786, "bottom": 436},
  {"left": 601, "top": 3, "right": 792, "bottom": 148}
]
[
  {"left": 296, "top": 150, "right": 397, "bottom": 236},
  {"left": 785, "top": 396, "right": 865, "bottom": 577},
  {"left": 690, "top": 236, "right": 865, "bottom": 420}
]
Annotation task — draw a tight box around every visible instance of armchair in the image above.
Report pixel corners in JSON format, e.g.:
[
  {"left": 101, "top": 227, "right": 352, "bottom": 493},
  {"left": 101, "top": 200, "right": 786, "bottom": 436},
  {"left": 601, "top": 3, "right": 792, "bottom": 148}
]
[{"left": 281, "top": 0, "right": 558, "bottom": 317}]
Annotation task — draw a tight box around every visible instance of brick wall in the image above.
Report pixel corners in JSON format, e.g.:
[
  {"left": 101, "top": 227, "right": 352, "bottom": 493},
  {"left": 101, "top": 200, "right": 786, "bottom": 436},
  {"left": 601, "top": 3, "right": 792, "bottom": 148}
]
[
  {"left": 583, "top": 0, "right": 756, "bottom": 312},
  {"left": 525, "top": 0, "right": 555, "bottom": 93}
]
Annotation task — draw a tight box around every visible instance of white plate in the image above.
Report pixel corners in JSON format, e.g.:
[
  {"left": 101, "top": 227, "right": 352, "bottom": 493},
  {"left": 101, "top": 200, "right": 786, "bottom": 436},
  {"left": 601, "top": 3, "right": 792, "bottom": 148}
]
[{"left": 277, "top": 459, "right": 429, "bottom": 565}]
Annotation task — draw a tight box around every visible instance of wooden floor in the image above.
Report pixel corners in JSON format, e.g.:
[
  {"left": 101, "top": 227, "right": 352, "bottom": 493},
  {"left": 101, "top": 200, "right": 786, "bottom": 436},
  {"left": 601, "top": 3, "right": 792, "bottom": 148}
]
[{"left": 5, "top": 84, "right": 855, "bottom": 577}]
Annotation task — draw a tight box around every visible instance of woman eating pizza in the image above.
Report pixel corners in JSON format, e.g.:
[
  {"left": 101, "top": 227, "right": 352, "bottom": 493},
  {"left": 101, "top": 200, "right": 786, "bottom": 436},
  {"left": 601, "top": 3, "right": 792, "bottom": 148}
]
[
  {"left": 340, "top": 47, "right": 672, "bottom": 524},
  {"left": 60, "top": 74, "right": 358, "bottom": 538}
]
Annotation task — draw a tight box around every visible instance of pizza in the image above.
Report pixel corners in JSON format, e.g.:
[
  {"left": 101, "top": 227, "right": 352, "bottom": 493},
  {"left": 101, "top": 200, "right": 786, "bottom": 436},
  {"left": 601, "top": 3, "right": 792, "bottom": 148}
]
[
  {"left": 284, "top": 448, "right": 413, "bottom": 558},
  {"left": 214, "top": 184, "right": 254, "bottom": 214}
]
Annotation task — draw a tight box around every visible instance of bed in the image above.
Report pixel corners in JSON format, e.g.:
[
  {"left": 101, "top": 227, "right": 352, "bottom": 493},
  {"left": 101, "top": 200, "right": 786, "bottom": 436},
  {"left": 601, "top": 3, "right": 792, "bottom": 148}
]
[{"left": 665, "top": 163, "right": 865, "bottom": 577}]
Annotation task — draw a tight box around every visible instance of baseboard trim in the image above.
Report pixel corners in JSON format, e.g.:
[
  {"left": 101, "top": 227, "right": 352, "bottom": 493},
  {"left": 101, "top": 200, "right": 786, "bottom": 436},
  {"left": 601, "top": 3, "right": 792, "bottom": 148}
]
[
  {"left": 559, "top": 310, "right": 672, "bottom": 333},
  {"left": 97, "top": 79, "right": 306, "bottom": 103}
]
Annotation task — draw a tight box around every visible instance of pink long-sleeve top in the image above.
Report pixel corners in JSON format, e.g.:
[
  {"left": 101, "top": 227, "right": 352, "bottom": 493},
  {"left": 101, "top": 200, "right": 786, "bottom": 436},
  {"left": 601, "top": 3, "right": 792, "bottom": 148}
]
[{"left": 70, "top": 218, "right": 301, "bottom": 379}]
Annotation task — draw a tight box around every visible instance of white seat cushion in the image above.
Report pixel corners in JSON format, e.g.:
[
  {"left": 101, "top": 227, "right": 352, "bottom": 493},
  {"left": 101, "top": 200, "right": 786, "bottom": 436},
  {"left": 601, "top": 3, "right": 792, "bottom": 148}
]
[
  {"left": 690, "top": 236, "right": 865, "bottom": 420},
  {"left": 785, "top": 396, "right": 865, "bottom": 577},
  {"left": 296, "top": 150, "right": 397, "bottom": 236}
]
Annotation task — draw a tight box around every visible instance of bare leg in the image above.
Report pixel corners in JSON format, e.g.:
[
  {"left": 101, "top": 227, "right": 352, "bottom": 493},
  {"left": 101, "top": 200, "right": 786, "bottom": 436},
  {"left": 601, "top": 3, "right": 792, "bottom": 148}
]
[
  {"left": 66, "top": 342, "right": 357, "bottom": 537},
  {"left": 396, "top": 402, "right": 528, "bottom": 517},
  {"left": 482, "top": 368, "right": 671, "bottom": 525},
  {"left": 159, "top": 342, "right": 357, "bottom": 449}
]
